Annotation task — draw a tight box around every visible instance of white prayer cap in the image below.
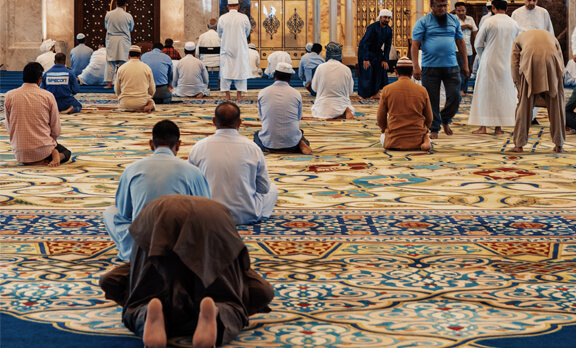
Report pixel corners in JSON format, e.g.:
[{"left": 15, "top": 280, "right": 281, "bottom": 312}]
[
  {"left": 486, "top": 1, "right": 492, "bottom": 6},
  {"left": 378, "top": 9, "right": 392, "bottom": 19},
  {"left": 248, "top": 43, "right": 257, "bottom": 49},
  {"left": 76, "top": 33, "right": 86, "bottom": 40},
  {"left": 305, "top": 42, "right": 313, "bottom": 53},
  {"left": 228, "top": 0, "right": 239, "bottom": 5},
  {"left": 275, "top": 62, "right": 295, "bottom": 74},
  {"left": 129, "top": 45, "right": 141, "bottom": 53},
  {"left": 396, "top": 56, "right": 413, "bottom": 68},
  {"left": 40, "top": 39, "right": 56, "bottom": 52},
  {"left": 185, "top": 41, "right": 196, "bottom": 51}
]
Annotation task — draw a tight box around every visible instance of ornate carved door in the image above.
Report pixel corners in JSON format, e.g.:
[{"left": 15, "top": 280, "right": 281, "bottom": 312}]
[{"left": 74, "top": 0, "right": 160, "bottom": 50}]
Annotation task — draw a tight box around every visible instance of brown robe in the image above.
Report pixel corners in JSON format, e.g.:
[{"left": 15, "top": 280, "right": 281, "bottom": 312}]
[
  {"left": 377, "top": 76, "right": 433, "bottom": 150},
  {"left": 99, "top": 195, "right": 274, "bottom": 345},
  {"left": 511, "top": 29, "right": 565, "bottom": 148}
]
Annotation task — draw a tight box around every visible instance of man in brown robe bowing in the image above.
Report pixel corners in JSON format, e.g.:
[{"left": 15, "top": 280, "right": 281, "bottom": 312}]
[
  {"left": 99, "top": 195, "right": 274, "bottom": 348},
  {"left": 377, "top": 56, "right": 433, "bottom": 151}
]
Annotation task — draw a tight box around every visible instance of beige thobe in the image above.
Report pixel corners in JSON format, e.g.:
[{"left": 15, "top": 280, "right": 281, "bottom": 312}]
[{"left": 114, "top": 59, "right": 156, "bottom": 111}]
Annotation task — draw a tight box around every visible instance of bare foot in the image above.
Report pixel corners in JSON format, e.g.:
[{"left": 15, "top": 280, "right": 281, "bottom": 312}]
[
  {"left": 143, "top": 298, "right": 167, "bottom": 348},
  {"left": 104, "top": 82, "right": 112, "bottom": 89},
  {"left": 224, "top": 91, "right": 231, "bottom": 100},
  {"left": 509, "top": 147, "right": 523, "bottom": 153},
  {"left": 61, "top": 106, "right": 74, "bottom": 114},
  {"left": 472, "top": 126, "right": 486, "bottom": 134},
  {"left": 553, "top": 145, "right": 564, "bottom": 153},
  {"left": 236, "top": 91, "right": 243, "bottom": 100},
  {"left": 442, "top": 124, "right": 453, "bottom": 136},
  {"left": 47, "top": 149, "right": 62, "bottom": 167},
  {"left": 195, "top": 93, "right": 204, "bottom": 99},
  {"left": 494, "top": 127, "right": 503, "bottom": 135},
  {"left": 299, "top": 140, "right": 313, "bottom": 155},
  {"left": 420, "top": 135, "right": 432, "bottom": 151},
  {"left": 429, "top": 132, "right": 438, "bottom": 140},
  {"left": 193, "top": 297, "right": 218, "bottom": 348},
  {"left": 143, "top": 101, "right": 155, "bottom": 113},
  {"left": 344, "top": 107, "right": 354, "bottom": 120}
]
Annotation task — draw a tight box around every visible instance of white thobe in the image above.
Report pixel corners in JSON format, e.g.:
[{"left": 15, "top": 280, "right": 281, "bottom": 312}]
[
  {"left": 249, "top": 49, "right": 262, "bottom": 78},
  {"left": 105, "top": 7, "right": 134, "bottom": 62},
  {"left": 469, "top": 14, "right": 519, "bottom": 127},
  {"left": 78, "top": 48, "right": 107, "bottom": 85},
  {"left": 478, "top": 13, "right": 492, "bottom": 29},
  {"left": 173, "top": 55, "right": 210, "bottom": 97},
  {"left": 565, "top": 60, "right": 576, "bottom": 87},
  {"left": 264, "top": 51, "right": 292, "bottom": 78},
  {"left": 218, "top": 10, "right": 252, "bottom": 80},
  {"left": 572, "top": 27, "right": 576, "bottom": 56},
  {"left": 36, "top": 52, "right": 56, "bottom": 73},
  {"left": 197, "top": 29, "right": 221, "bottom": 68},
  {"left": 311, "top": 59, "right": 355, "bottom": 119},
  {"left": 511, "top": 6, "right": 554, "bottom": 34}
]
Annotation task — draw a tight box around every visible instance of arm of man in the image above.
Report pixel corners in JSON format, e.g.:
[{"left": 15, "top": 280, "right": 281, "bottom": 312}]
[
  {"left": 376, "top": 92, "right": 388, "bottom": 133},
  {"left": 511, "top": 40, "right": 521, "bottom": 91},
  {"left": 382, "top": 28, "right": 392, "bottom": 69},
  {"left": 423, "top": 93, "right": 433, "bottom": 129},
  {"left": 411, "top": 40, "right": 422, "bottom": 80},
  {"left": 474, "top": 26, "right": 486, "bottom": 58},
  {"left": 48, "top": 95, "right": 62, "bottom": 140},
  {"left": 455, "top": 38, "right": 469, "bottom": 77},
  {"left": 70, "top": 71, "right": 80, "bottom": 94},
  {"left": 360, "top": 25, "right": 375, "bottom": 70},
  {"left": 255, "top": 155, "right": 271, "bottom": 194}
]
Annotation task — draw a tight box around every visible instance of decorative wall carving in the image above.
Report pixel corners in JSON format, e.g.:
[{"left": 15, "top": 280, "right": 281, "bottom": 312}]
[{"left": 287, "top": 9, "right": 304, "bottom": 40}]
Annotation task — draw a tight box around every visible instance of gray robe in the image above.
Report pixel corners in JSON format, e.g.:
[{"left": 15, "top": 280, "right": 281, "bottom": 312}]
[{"left": 105, "top": 7, "right": 134, "bottom": 62}]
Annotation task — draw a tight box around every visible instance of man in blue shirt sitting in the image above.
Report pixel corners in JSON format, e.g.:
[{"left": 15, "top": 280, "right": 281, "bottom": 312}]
[
  {"left": 411, "top": 0, "right": 469, "bottom": 139},
  {"left": 70, "top": 33, "right": 93, "bottom": 77},
  {"left": 41, "top": 53, "right": 82, "bottom": 114},
  {"left": 141, "top": 42, "right": 174, "bottom": 104},
  {"left": 298, "top": 43, "right": 324, "bottom": 96}
]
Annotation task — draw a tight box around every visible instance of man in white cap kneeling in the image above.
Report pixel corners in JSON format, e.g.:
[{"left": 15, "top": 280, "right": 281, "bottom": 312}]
[
  {"left": 254, "top": 62, "right": 312, "bottom": 155},
  {"left": 114, "top": 45, "right": 156, "bottom": 112},
  {"left": 377, "top": 57, "right": 433, "bottom": 151},
  {"left": 70, "top": 33, "right": 93, "bottom": 77},
  {"left": 173, "top": 41, "right": 211, "bottom": 98}
]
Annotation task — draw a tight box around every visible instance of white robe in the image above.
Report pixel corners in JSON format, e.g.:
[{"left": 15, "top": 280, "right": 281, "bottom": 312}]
[
  {"left": 78, "top": 48, "right": 107, "bottom": 85},
  {"left": 264, "top": 51, "right": 292, "bottom": 78},
  {"left": 173, "top": 55, "right": 210, "bottom": 97},
  {"left": 217, "top": 10, "right": 252, "bottom": 80},
  {"left": 311, "top": 59, "right": 355, "bottom": 119},
  {"left": 572, "top": 27, "right": 576, "bottom": 56},
  {"left": 249, "top": 49, "right": 262, "bottom": 78},
  {"left": 511, "top": 6, "right": 553, "bottom": 34},
  {"left": 105, "top": 7, "right": 134, "bottom": 62},
  {"left": 469, "top": 14, "right": 519, "bottom": 127},
  {"left": 565, "top": 60, "right": 576, "bottom": 87},
  {"left": 36, "top": 52, "right": 56, "bottom": 73},
  {"left": 197, "top": 29, "right": 221, "bottom": 68}
]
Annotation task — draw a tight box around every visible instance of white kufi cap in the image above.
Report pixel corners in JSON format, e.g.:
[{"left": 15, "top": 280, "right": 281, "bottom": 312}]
[
  {"left": 76, "top": 33, "right": 86, "bottom": 40},
  {"left": 228, "top": 0, "right": 239, "bottom": 5},
  {"left": 185, "top": 41, "right": 196, "bottom": 51}
]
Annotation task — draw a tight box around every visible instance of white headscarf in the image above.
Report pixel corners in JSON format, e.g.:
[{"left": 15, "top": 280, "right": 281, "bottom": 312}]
[
  {"left": 377, "top": 9, "right": 392, "bottom": 20},
  {"left": 40, "top": 39, "right": 56, "bottom": 52},
  {"left": 305, "top": 42, "right": 313, "bottom": 53}
]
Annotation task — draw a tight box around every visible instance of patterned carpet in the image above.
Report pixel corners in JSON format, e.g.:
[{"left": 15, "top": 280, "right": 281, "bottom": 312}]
[{"left": 1, "top": 88, "right": 576, "bottom": 347}]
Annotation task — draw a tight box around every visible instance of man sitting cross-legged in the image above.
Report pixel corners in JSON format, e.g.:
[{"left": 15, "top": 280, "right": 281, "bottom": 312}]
[
  {"left": 103, "top": 120, "right": 211, "bottom": 260},
  {"left": 254, "top": 62, "right": 312, "bottom": 155},
  {"left": 172, "top": 41, "right": 210, "bottom": 98},
  {"left": 188, "top": 102, "right": 279, "bottom": 225},
  {"left": 99, "top": 194, "right": 275, "bottom": 348},
  {"left": 377, "top": 57, "right": 433, "bottom": 151},
  {"left": 115, "top": 45, "right": 156, "bottom": 112},
  {"left": 4, "top": 62, "right": 72, "bottom": 167}
]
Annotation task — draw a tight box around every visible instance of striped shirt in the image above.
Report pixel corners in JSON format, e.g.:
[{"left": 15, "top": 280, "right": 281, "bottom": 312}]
[{"left": 4, "top": 83, "right": 61, "bottom": 163}]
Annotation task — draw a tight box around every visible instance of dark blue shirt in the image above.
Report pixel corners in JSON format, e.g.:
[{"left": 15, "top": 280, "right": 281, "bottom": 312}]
[
  {"left": 41, "top": 64, "right": 80, "bottom": 98},
  {"left": 358, "top": 21, "right": 393, "bottom": 63}
]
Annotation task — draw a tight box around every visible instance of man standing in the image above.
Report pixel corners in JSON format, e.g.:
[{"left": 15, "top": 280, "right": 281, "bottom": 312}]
[
  {"left": 454, "top": 2, "right": 477, "bottom": 96},
  {"left": 469, "top": 0, "right": 519, "bottom": 135},
  {"left": 161, "top": 38, "right": 181, "bottom": 60},
  {"left": 104, "top": 0, "right": 134, "bottom": 89},
  {"left": 70, "top": 33, "right": 93, "bottom": 77},
  {"left": 510, "top": 30, "right": 565, "bottom": 153},
  {"left": 36, "top": 39, "right": 56, "bottom": 73},
  {"left": 511, "top": 0, "right": 554, "bottom": 34},
  {"left": 4, "top": 62, "right": 71, "bottom": 167},
  {"left": 141, "top": 43, "right": 174, "bottom": 104},
  {"left": 115, "top": 45, "right": 156, "bottom": 112},
  {"left": 357, "top": 9, "right": 393, "bottom": 99},
  {"left": 103, "top": 120, "right": 211, "bottom": 260},
  {"left": 218, "top": 0, "right": 252, "bottom": 100},
  {"left": 254, "top": 62, "right": 313, "bottom": 155},
  {"left": 188, "top": 102, "right": 278, "bottom": 225},
  {"left": 298, "top": 43, "right": 324, "bottom": 91},
  {"left": 377, "top": 57, "right": 433, "bottom": 151},
  {"left": 41, "top": 53, "right": 83, "bottom": 114},
  {"left": 411, "top": 0, "right": 468, "bottom": 139},
  {"left": 173, "top": 41, "right": 211, "bottom": 98},
  {"left": 197, "top": 18, "right": 221, "bottom": 70},
  {"left": 78, "top": 41, "right": 107, "bottom": 85},
  {"left": 311, "top": 42, "right": 355, "bottom": 120}
]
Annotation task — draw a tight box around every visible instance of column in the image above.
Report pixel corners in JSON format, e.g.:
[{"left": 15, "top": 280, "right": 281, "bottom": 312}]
[
  {"left": 342, "top": 0, "right": 356, "bottom": 64},
  {"left": 329, "top": 0, "right": 337, "bottom": 42},
  {"left": 313, "top": 0, "right": 321, "bottom": 43}
]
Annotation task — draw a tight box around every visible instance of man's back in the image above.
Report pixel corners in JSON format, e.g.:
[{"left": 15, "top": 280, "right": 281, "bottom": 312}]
[
  {"left": 311, "top": 60, "right": 354, "bottom": 118},
  {"left": 197, "top": 29, "right": 221, "bottom": 68},
  {"left": 41, "top": 64, "right": 79, "bottom": 98},
  {"left": 105, "top": 7, "right": 134, "bottom": 61},
  {"left": 78, "top": 47, "right": 107, "bottom": 85},
  {"left": 115, "top": 59, "right": 155, "bottom": 99},
  {"left": 70, "top": 44, "right": 93, "bottom": 76},
  {"left": 258, "top": 81, "right": 302, "bottom": 149},
  {"left": 218, "top": 10, "right": 251, "bottom": 79},
  {"left": 298, "top": 52, "right": 324, "bottom": 85},
  {"left": 173, "top": 55, "right": 209, "bottom": 96},
  {"left": 141, "top": 48, "right": 173, "bottom": 86}
]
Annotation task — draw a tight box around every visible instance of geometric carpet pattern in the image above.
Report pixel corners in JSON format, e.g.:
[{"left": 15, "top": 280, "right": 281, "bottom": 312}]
[{"left": 1, "top": 88, "right": 576, "bottom": 347}]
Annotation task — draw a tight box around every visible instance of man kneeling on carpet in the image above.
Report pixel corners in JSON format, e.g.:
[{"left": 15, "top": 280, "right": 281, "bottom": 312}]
[
  {"left": 100, "top": 194, "right": 274, "bottom": 348},
  {"left": 114, "top": 45, "right": 156, "bottom": 112},
  {"left": 376, "top": 57, "right": 433, "bottom": 151},
  {"left": 4, "top": 62, "right": 72, "bottom": 167},
  {"left": 41, "top": 53, "right": 83, "bottom": 114}
]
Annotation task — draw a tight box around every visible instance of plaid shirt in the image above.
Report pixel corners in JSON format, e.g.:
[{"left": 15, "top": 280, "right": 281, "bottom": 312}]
[
  {"left": 162, "top": 47, "right": 181, "bottom": 60},
  {"left": 4, "top": 83, "right": 61, "bottom": 163}
]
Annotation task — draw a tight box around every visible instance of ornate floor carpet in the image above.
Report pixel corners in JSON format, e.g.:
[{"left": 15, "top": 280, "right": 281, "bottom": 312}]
[{"left": 1, "top": 89, "right": 576, "bottom": 347}]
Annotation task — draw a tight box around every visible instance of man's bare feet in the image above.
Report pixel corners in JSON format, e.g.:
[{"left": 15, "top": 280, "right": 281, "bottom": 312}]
[
  {"left": 344, "top": 107, "right": 354, "bottom": 120},
  {"left": 472, "top": 126, "right": 487, "bottom": 134},
  {"left": 224, "top": 91, "right": 231, "bottom": 100},
  {"left": 420, "top": 135, "right": 432, "bottom": 151},
  {"left": 510, "top": 147, "right": 523, "bottom": 153},
  {"left": 553, "top": 145, "right": 564, "bottom": 153},
  {"left": 195, "top": 93, "right": 204, "bottom": 99},
  {"left": 236, "top": 91, "right": 243, "bottom": 100},
  {"left": 429, "top": 132, "right": 438, "bottom": 139},
  {"left": 104, "top": 82, "right": 112, "bottom": 89},
  {"left": 61, "top": 106, "right": 74, "bottom": 114},
  {"left": 143, "top": 101, "right": 155, "bottom": 113},
  {"left": 47, "top": 149, "right": 62, "bottom": 167},
  {"left": 143, "top": 298, "right": 167, "bottom": 348},
  {"left": 442, "top": 124, "right": 453, "bottom": 136},
  {"left": 494, "top": 127, "right": 503, "bottom": 135},
  {"left": 299, "top": 140, "right": 313, "bottom": 155},
  {"left": 193, "top": 297, "right": 218, "bottom": 348}
]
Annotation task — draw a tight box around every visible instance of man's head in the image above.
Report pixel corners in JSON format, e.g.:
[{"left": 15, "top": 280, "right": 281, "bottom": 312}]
[
  {"left": 214, "top": 102, "right": 241, "bottom": 129},
  {"left": 117, "top": 0, "right": 127, "bottom": 7},
  {"left": 153, "top": 42, "right": 164, "bottom": 50},
  {"left": 492, "top": 0, "right": 507, "bottom": 12},
  {"left": 54, "top": 53, "right": 66, "bottom": 65},
  {"left": 227, "top": 0, "right": 240, "bottom": 10},
  {"left": 485, "top": 1, "right": 492, "bottom": 11},
  {"left": 164, "top": 38, "right": 174, "bottom": 47},
  {"left": 129, "top": 45, "right": 141, "bottom": 58},
  {"left": 150, "top": 120, "right": 181, "bottom": 152},
  {"left": 208, "top": 18, "right": 218, "bottom": 30},
  {"left": 311, "top": 43, "right": 322, "bottom": 54},
  {"left": 325, "top": 42, "right": 343, "bottom": 62},
  {"left": 378, "top": 9, "right": 392, "bottom": 27},
  {"left": 430, "top": 0, "right": 448, "bottom": 18},
  {"left": 76, "top": 33, "right": 86, "bottom": 44},
  {"left": 274, "top": 62, "right": 294, "bottom": 82},
  {"left": 23, "top": 62, "right": 44, "bottom": 84},
  {"left": 394, "top": 56, "right": 413, "bottom": 77},
  {"left": 305, "top": 43, "right": 313, "bottom": 53},
  {"left": 455, "top": 2, "right": 467, "bottom": 20},
  {"left": 40, "top": 39, "right": 56, "bottom": 53},
  {"left": 524, "top": 0, "right": 537, "bottom": 11},
  {"left": 184, "top": 41, "right": 196, "bottom": 55}
]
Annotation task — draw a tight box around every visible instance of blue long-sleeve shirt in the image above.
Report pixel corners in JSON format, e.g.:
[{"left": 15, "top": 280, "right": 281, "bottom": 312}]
[
  {"left": 41, "top": 64, "right": 80, "bottom": 98},
  {"left": 141, "top": 48, "right": 173, "bottom": 86}
]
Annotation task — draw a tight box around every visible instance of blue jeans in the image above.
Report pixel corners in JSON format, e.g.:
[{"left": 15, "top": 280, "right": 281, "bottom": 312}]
[{"left": 421, "top": 66, "right": 461, "bottom": 133}]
